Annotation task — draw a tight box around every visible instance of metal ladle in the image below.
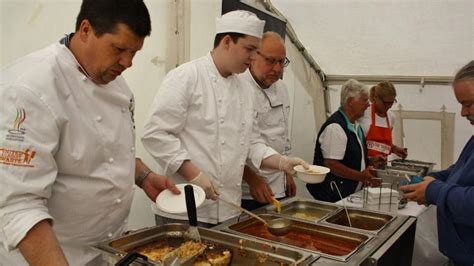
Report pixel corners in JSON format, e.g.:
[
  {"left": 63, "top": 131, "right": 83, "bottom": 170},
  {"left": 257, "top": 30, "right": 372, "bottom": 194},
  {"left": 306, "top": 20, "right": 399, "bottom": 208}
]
[{"left": 218, "top": 197, "right": 291, "bottom": 236}]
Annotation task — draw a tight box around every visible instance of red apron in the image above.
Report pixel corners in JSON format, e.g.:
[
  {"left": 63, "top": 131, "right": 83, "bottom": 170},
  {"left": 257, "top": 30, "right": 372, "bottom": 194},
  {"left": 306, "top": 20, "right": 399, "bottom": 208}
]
[{"left": 366, "top": 104, "right": 393, "bottom": 158}]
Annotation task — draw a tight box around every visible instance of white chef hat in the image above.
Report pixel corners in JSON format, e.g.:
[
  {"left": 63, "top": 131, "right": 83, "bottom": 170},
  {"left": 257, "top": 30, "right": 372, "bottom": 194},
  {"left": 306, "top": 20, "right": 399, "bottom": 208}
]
[{"left": 216, "top": 10, "right": 265, "bottom": 38}]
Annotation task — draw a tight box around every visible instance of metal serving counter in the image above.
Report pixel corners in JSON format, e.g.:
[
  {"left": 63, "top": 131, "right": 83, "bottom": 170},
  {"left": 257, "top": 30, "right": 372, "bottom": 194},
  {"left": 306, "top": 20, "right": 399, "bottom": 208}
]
[{"left": 95, "top": 197, "right": 416, "bottom": 265}]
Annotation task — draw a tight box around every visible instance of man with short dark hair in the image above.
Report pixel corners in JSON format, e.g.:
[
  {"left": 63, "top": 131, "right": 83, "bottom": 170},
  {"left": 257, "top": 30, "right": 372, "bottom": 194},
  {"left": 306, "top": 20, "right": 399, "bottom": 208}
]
[
  {"left": 0, "top": 1, "right": 178, "bottom": 265},
  {"left": 142, "top": 11, "right": 308, "bottom": 227}
]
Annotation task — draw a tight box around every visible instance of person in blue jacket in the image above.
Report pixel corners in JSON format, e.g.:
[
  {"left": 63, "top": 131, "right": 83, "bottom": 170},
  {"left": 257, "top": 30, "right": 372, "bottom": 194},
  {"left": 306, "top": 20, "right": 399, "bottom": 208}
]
[{"left": 400, "top": 60, "right": 474, "bottom": 266}]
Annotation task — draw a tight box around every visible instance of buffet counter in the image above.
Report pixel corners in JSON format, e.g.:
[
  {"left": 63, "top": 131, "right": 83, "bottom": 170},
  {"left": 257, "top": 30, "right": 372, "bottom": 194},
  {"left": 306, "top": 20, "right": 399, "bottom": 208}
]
[{"left": 95, "top": 197, "right": 416, "bottom": 265}]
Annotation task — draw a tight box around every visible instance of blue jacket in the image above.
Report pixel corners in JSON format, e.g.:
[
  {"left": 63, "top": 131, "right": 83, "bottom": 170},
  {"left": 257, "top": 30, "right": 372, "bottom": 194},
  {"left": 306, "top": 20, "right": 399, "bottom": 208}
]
[{"left": 426, "top": 136, "right": 474, "bottom": 265}]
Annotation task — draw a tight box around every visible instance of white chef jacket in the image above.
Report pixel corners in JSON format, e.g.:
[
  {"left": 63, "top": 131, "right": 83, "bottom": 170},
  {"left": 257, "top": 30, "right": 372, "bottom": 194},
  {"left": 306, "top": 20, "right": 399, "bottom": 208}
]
[
  {"left": 0, "top": 42, "right": 136, "bottom": 266},
  {"left": 142, "top": 54, "right": 277, "bottom": 224},
  {"left": 239, "top": 70, "right": 291, "bottom": 200}
]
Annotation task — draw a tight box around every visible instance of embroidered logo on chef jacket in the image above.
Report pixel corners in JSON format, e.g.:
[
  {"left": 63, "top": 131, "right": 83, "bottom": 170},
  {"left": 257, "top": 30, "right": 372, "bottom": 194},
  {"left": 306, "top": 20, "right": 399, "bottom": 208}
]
[
  {"left": 6, "top": 108, "right": 26, "bottom": 142},
  {"left": 0, "top": 148, "right": 36, "bottom": 167}
]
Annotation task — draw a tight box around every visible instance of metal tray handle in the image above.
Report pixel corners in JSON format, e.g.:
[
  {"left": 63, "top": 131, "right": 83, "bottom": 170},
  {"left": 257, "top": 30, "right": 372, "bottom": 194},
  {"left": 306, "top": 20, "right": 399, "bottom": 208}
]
[{"left": 115, "top": 251, "right": 148, "bottom": 266}]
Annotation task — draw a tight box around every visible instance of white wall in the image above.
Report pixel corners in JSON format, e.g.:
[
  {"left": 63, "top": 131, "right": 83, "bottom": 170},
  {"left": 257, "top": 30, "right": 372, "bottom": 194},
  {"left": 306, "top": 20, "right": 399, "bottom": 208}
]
[{"left": 1, "top": 0, "right": 472, "bottom": 229}]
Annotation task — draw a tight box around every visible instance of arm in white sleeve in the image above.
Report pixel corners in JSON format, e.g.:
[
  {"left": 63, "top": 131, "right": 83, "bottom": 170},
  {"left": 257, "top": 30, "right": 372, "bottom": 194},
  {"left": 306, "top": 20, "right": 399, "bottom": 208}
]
[
  {"left": 141, "top": 67, "right": 195, "bottom": 175},
  {"left": 0, "top": 85, "right": 58, "bottom": 251}
]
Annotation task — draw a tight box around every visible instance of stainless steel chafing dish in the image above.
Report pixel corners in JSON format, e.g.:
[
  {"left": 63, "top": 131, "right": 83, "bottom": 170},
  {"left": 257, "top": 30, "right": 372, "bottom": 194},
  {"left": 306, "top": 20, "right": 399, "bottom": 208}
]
[
  {"left": 390, "top": 159, "right": 435, "bottom": 176},
  {"left": 215, "top": 213, "right": 373, "bottom": 262},
  {"left": 216, "top": 197, "right": 417, "bottom": 265},
  {"left": 95, "top": 223, "right": 316, "bottom": 265},
  {"left": 261, "top": 198, "right": 341, "bottom": 222},
  {"left": 320, "top": 207, "right": 395, "bottom": 235}
]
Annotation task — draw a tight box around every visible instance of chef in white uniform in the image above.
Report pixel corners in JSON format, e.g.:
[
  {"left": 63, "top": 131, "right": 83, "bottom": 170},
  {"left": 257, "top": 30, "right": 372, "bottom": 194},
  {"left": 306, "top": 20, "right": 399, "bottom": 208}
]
[
  {"left": 0, "top": 1, "right": 178, "bottom": 265},
  {"left": 142, "top": 11, "right": 308, "bottom": 226},
  {"left": 240, "top": 32, "right": 294, "bottom": 211}
]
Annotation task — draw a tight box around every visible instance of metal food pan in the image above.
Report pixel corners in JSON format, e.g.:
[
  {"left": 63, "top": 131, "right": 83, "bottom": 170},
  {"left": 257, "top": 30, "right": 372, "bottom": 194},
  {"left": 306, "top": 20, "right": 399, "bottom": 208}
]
[
  {"left": 375, "top": 166, "right": 423, "bottom": 183},
  {"left": 95, "top": 223, "right": 315, "bottom": 265},
  {"left": 390, "top": 159, "right": 435, "bottom": 176},
  {"left": 219, "top": 214, "right": 372, "bottom": 262},
  {"left": 264, "top": 199, "right": 340, "bottom": 222},
  {"left": 320, "top": 207, "right": 395, "bottom": 235}
]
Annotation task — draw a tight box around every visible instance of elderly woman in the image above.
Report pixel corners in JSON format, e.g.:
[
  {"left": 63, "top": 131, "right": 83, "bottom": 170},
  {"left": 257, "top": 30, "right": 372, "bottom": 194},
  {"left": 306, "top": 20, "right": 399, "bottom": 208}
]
[
  {"left": 358, "top": 81, "right": 407, "bottom": 165},
  {"left": 307, "top": 79, "right": 379, "bottom": 202}
]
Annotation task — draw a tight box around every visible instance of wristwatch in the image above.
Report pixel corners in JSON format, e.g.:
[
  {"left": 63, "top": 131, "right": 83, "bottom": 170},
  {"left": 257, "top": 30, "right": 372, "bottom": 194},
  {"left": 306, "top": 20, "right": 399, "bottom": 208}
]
[{"left": 136, "top": 169, "right": 153, "bottom": 188}]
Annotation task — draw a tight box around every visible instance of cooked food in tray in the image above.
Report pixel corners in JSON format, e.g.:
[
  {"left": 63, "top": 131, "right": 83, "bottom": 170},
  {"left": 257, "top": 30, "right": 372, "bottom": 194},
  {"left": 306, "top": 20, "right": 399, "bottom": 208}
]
[
  {"left": 133, "top": 238, "right": 180, "bottom": 262},
  {"left": 193, "top": 249, "right": 232, "bottom": 266},
  {"left": 233, "top": 222, "right": 365, "bottom": 257},
  {"left": 132, "top": 238, "right": 231, "bottom": 265}
]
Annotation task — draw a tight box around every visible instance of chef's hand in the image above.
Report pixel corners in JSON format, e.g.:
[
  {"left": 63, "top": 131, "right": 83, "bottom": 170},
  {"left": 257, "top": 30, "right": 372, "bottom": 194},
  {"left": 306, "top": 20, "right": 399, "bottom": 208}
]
[
  {"left": 286, "top": 174, "right": 297, "bottom": 197},
  {"left": 247, "top": 175, "right": 274, "bottom": 204},
  {"left": 400, "top": 176, "right": 435, "bottom": 205},
  {"left": 190, "top": 172, "right": 219, "bottom": 200},
  {"left": 392, "top": 146, "right": 408, "bottom": 159},
  {"left": 142, "top": 173, "right": 180, "bottom": 201},
  {"left": 279, "top": 155, "right": 310, "bottom": 176}
]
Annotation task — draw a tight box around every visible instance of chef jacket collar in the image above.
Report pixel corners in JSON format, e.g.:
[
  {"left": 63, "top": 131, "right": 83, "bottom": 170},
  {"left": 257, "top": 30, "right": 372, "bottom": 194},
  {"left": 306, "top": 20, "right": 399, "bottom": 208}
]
[
  {"left": 247, "top": 70, "right": 283, "bottom": 108},
  {"left": 59, "top": 33, "right": 94, "bottom": 81}
]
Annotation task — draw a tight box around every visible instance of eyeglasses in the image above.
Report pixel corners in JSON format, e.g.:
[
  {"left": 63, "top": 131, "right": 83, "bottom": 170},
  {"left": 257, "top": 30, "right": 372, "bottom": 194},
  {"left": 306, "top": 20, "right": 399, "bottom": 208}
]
[
  {"left": 378, "top": 96, "right": 397, "bottom": 106},
  {"left": 256, "top": 51, "right": 290, "bottom": 67}
]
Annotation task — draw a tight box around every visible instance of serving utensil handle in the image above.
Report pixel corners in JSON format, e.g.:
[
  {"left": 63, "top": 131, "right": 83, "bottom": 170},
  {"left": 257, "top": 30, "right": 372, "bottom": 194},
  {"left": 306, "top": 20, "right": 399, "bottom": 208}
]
[
  {"left": 219, "top": 197, "right": 268, "bottom": 225},
  {"left": 185, "top": 185, "right": 198, "bottom": 226}
]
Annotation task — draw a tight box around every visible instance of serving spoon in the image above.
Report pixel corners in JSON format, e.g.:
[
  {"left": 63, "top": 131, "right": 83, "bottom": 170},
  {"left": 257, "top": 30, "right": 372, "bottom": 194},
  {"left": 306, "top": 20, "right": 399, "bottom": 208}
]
[{"left": 218, "top": 197, "right": 291, "bottom": 236}]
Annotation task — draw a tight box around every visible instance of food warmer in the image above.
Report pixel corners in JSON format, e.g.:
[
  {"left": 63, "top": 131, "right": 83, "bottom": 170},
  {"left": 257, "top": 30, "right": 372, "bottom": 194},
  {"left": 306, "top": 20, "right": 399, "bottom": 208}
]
[{"left": 215, "top": 197, "right": 417, "bottom": 265}]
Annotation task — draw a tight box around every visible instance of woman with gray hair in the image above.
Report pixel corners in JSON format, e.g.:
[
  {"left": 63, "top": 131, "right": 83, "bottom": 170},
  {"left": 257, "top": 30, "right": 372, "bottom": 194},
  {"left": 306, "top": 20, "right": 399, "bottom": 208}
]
[
  {"left": 400, "top": 60, "right": 474, "bottom": 265},
  {"left": 307, "top": 79, "right": 379, "bottom": 202}
]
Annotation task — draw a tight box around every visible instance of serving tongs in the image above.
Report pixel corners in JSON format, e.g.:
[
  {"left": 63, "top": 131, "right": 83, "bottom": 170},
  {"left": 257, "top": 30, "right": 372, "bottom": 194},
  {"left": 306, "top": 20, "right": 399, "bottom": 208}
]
[{"left": 162, "top": 185, "right": 207, "bottom": 265}]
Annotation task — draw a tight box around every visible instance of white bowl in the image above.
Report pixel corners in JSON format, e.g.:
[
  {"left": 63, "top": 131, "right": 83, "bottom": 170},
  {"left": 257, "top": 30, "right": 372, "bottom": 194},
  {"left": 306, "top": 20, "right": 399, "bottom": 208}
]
[{"left": 294, "top": 165, "right": 330, "bottom": 184}]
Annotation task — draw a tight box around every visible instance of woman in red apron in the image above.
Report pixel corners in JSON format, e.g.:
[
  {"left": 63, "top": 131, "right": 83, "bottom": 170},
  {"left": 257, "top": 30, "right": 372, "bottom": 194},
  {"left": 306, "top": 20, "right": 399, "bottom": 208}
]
[{"left": 364, "top": 81, "right": 407, "bottom": 166}]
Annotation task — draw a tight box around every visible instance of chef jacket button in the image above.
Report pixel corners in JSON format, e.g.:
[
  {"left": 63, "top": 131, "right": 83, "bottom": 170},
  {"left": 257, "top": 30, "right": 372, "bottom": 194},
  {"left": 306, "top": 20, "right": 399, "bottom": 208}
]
[
  {"left": 218, "top": 98, "right": 222, "bottom": 103},
  {"left": 236, "top": 183, "right": 240, "bottom": 187},
  {"left": 241, "top": 121, "right": 245, "bottom": 125},
  {"left": 221, "top": 140, "right": 225, "bottom": 145},
  {"left": 107, "top": 233, "right": 113, "bottom": 238},
  {"left": 219, "top": 184, "right": 224, "bottom": 188},
  {"left": 82, "top": 76, "right": 87, "bottom": 81},
  {"left": 240, "top": 163, "right": 244, "bottom": 167},
  {"left": 108, "top": 157, "right": 114, "bottom": 163},
  {"left": 115, "top": 198, "right": 122, "bottom": 204},
  {"left": 131, "top": 147, "right": 135, "bottom": 152},
  {"left": 95, "top": 116, "right": 102, "bottom": 122},
  {"left": 220, "top": 118, "right": 224, "bottom": 124},
  {"left": 121, "top": 107, "right": 127, "bottom": 113}
]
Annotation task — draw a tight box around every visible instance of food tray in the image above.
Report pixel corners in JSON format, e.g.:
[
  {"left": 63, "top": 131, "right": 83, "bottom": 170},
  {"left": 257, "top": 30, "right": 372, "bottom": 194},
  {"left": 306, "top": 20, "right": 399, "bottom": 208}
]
[
  {"left": 263, "top": 199, "right": 340, "bottom": 222},
  {"left": 94, "top": 223, "right": 315, "bottom": 265},
  {"left": 218, "top": 214, "right": 372, "bottom": 262},
  {"left": 320, "top": 207, "right": 396, "bottom": 235}
]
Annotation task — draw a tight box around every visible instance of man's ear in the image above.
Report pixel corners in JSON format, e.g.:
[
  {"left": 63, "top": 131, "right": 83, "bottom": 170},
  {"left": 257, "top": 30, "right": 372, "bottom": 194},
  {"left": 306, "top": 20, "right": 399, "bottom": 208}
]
[
  {"left": 220, "top": 34, "right": 232, "bottom": 49},
  {"left": 77, "top": 19, "right": 94, "bottom": 42}
]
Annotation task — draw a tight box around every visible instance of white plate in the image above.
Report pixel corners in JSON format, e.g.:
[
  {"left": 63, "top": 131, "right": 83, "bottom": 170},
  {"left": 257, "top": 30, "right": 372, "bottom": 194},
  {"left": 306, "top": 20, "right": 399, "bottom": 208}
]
[{"left": 154, "top": 184, "right": 205, "bottom": 214}]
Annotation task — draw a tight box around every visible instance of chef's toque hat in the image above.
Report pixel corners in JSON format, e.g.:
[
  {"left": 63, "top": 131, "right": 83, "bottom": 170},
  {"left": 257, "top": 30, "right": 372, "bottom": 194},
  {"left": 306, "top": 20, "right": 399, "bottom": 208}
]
[{"left": 216, "top": 10, "right": 265, "bottom": 38}]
